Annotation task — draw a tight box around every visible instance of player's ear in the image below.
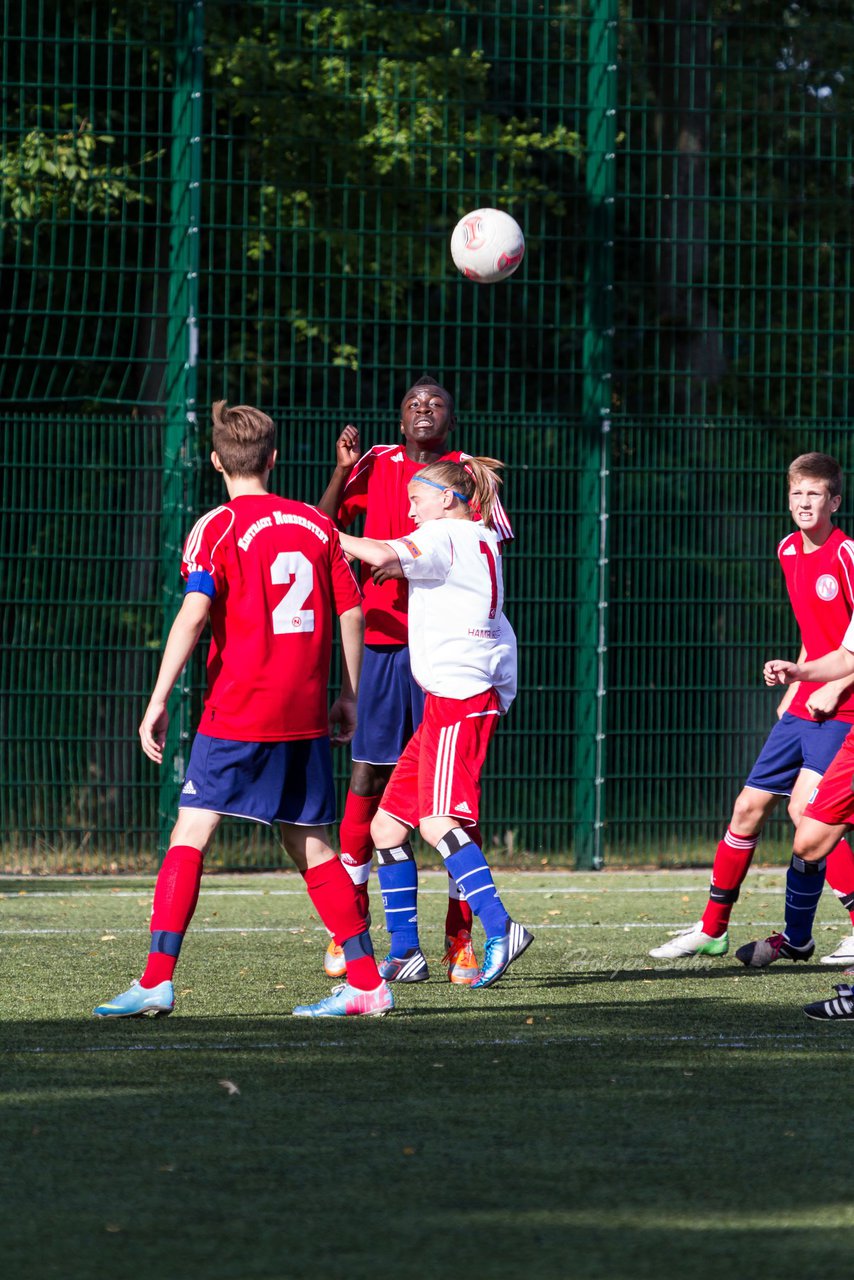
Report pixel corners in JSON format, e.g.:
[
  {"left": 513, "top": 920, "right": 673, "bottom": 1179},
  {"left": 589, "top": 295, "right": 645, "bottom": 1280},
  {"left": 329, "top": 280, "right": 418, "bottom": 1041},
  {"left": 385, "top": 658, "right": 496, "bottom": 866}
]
[
  {"left": 267, "top": 449, "right": 278, "bottom": 471},
  {"left": 211, "top": 449, "right": 225, "bottom": 474},
  {"left": 831, "top": 493, "right": 842, "bottom": 512}
]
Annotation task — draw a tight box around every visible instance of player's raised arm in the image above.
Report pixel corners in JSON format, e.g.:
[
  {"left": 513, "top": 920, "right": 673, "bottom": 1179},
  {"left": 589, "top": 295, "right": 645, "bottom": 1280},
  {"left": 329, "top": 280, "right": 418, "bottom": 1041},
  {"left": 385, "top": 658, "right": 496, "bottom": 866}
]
[{"left": 316, "top": 424, "right": 361, "bottom": 522}]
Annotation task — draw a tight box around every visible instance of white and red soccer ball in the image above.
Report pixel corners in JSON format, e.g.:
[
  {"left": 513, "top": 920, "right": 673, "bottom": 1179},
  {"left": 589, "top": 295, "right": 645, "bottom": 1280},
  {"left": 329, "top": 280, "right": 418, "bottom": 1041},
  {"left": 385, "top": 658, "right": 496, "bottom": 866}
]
[{"left": 450, "top": 208, "right": 525, "bottom": 283}]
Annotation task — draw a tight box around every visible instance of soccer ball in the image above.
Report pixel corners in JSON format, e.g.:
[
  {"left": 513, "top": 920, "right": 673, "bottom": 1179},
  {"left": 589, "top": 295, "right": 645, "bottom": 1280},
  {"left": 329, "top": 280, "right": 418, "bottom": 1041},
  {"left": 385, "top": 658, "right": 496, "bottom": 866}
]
[{"left": 450, "top": 208, "right": 525, "bottom": 283}]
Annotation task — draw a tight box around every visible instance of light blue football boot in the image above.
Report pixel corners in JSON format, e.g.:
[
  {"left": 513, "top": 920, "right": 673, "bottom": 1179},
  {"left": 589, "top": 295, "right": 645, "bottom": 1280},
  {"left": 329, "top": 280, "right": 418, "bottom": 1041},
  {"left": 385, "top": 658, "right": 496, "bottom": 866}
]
[
  {"left": 93, "top": 979, "right": 175, "bottom": 1018},
  {"left": 470, "top": 919, "right": 534, "bottom": 989},
  {"left": 292, "top": 980, "right": 394, "bottom": 1018}
]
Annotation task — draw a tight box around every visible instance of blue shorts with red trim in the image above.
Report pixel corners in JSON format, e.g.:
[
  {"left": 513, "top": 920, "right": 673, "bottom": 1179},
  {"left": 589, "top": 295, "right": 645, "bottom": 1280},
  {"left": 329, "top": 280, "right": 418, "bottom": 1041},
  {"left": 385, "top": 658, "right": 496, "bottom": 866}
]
[
  {"left": 745, "top": 711, "right": 851, "bottom": 795},
  {"left": 351, "top": 644, "right": 426, "bottom": 766},
  {"left": 178, "top": 733, "right": 335, "bottom": 826}
]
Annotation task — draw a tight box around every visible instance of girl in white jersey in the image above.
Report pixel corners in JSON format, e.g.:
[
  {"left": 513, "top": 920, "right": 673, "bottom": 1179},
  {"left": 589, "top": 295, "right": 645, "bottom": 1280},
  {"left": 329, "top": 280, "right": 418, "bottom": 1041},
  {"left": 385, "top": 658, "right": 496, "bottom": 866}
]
[{"left": 339, "top": 457, "right": 533, "bottom": 989}]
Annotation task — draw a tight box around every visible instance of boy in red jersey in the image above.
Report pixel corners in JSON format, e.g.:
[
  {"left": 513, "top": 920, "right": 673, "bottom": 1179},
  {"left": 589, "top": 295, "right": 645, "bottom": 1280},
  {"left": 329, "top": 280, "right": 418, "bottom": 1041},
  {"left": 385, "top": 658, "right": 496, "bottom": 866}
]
[
  {"left": 94, "top": 401, "right": 392, "bottom": 1020},
  {"left": 649, "top": 453, "right": 854, "bottom": 966},
  {"left": 316, "top": 375, "right": 513, "bottom": 985}
]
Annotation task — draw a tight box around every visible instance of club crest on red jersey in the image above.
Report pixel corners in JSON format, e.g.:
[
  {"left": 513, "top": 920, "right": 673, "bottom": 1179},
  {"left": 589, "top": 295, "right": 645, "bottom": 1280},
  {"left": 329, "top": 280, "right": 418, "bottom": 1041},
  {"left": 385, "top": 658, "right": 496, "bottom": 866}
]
[{"left": 816, "top": 574, "right": 839, "bottom": 600}]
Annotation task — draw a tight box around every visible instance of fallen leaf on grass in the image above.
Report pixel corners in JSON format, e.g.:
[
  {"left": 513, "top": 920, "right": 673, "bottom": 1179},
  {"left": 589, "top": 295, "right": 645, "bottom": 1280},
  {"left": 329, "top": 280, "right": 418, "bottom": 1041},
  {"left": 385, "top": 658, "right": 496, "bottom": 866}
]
[
  {"left": 218, "top": 1079, "right": 240, "bottom": 1096},
  {"left": 179, "top": 988, "right": 192, "bottom": 996},
  {"left": 99, "top": 934, "right": 117, "bottom": 942},
  {"left": 525, "top": 1017, "right": 535, "bottom": 1025},
  {"left": 547, "top": 909, "right": 561, "bottom": 916},
  {"left": 402, "top": 1146, "right": 416, "bottom": 1156},
  {"left": 274, "top": 983, "right": 286, "bottom": 990}
]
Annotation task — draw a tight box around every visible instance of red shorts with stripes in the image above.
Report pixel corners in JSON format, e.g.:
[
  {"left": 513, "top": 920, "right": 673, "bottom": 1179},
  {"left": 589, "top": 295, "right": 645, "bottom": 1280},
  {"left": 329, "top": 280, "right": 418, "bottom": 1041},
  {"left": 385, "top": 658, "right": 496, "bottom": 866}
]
[
  {"left": 803, "top": 731, "right": 854, "bottom": 827},
  {"left": 378, "top": 689, "right": 500, "bottom": 830}
]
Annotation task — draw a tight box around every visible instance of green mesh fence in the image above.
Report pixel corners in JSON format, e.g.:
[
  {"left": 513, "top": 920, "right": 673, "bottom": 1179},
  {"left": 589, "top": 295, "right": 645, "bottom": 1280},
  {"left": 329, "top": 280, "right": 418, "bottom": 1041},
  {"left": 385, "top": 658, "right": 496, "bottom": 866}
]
[{"left": 1, "top": 1, "right": 852, "bottom": 871}]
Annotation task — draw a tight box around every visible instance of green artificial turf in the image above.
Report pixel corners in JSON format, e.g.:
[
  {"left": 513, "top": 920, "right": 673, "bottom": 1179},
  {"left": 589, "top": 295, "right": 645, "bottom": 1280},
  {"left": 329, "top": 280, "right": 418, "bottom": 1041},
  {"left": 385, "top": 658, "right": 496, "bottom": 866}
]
[{"left": 2, "top": 869, "right": 853, "bottom": 1280}]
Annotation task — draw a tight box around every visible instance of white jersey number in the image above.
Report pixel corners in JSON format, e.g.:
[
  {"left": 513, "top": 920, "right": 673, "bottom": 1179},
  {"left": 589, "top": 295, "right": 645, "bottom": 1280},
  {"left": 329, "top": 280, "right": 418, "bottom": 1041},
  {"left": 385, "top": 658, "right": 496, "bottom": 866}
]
[{"left": 271, "top": 551, "right": 315, "bottom": 634}]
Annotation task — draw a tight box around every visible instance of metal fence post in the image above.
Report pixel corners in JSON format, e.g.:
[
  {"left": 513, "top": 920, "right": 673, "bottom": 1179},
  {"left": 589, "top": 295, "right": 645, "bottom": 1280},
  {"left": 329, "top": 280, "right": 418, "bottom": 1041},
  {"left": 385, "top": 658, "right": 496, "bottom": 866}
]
[
  {"left": 158, "top": 0, "right": 204, "bottom": 855},
  {"left": 574, "top": 0, "right": 617, "bottom": 868}
]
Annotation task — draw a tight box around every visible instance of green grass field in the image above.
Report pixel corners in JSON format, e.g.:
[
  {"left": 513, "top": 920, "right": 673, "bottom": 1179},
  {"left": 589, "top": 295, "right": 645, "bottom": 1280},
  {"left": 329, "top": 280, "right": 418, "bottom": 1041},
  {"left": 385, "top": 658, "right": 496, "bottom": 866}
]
[{"left": 2, "top": 867, "right": 854, "bottom": 1280}]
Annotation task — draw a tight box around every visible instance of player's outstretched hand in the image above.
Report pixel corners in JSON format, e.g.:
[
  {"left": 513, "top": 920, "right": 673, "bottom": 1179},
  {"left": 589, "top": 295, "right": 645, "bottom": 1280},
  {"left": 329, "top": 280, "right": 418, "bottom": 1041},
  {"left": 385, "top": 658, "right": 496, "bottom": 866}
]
[
  {"left": 139, "top": 700, "right": 169, "bottom": 764},
  {"left": 329, "top": 693, "right": 357, "bottom": 746},
  {"left": 336, "top": 424, "right": 361, "bottom": 471},
  {"left": 764, "top": 659, "right": 799, "bottom": 687}
]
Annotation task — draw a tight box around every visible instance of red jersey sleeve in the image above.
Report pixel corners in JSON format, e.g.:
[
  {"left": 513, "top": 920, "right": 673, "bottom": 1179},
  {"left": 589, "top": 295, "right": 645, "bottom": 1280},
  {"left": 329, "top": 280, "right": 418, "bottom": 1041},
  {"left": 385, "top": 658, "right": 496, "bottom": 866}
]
[
  {"left": 327, "top": 523, "right": 363, "bottom": 615},
  {"left": 181, "top": 505, "right": 234, "bottom": 597}
]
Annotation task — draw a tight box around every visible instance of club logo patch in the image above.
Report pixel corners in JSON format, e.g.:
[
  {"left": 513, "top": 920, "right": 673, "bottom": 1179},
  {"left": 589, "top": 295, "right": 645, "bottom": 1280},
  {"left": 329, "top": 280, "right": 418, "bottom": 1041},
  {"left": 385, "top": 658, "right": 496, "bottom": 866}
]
[
  {"left": 400, "top": 537, "right": 421, "bottom": 558},
  {"left": 816, "top": 574, "right": 839, "bottom": 601}
]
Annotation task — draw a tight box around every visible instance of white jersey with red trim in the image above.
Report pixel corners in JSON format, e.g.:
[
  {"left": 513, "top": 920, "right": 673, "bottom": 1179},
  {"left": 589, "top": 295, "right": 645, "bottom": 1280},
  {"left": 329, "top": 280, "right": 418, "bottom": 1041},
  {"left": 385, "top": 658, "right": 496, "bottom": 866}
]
[
  {"left": 779, "top": 525, "right": 854, "bottom": 724},
  {"left": 387, "top": 518, "right": 517, "bottom": 712}
]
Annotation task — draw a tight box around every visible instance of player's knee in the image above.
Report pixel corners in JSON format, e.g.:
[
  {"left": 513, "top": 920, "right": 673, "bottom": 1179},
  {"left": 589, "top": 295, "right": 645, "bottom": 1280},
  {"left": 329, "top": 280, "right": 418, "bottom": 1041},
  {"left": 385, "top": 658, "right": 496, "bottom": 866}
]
[
  {"left": 730, "top": 792, "right": 766, "bottom": 835},
  {"left": 792, "top": 830, "right": 826, "bottom": 863},
  {"left": 788, "top": 797, "right": 807, "bottom": 826},
  {"left": 370, "top": 811, "right": 400, "bottom": 848}
]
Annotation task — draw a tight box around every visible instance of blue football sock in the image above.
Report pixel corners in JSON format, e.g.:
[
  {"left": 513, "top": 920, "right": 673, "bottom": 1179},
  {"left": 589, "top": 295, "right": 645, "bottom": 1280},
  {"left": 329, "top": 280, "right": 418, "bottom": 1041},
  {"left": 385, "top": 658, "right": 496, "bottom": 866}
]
[
  {"left": 375, "top": 845, "right": 420, "bottom": 953},
  {"left": 784, "top": 854, "right": 826, "bottom": 947},
  {"left": 436, "top": 829, "right": 509, "bottom": 938}
]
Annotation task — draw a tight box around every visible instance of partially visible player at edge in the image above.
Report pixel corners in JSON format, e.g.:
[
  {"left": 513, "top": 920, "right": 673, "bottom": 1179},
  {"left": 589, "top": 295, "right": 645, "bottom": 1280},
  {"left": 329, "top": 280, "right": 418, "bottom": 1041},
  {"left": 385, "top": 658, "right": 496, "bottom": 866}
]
[
  {"left": 326, "top": 455, "right": 532, "bottom": 994},
  {"left": 766, "top": 620, "right": 854, "bottom": 1019},
  {"left": 315, "top": 375, "right": 514, "bottom": 986},
  {"left": 94, "top": 400, "right": 393, "bottom": 1020},
  {"left": 649, "top": 452, "right": 854, "bottom": 967}
]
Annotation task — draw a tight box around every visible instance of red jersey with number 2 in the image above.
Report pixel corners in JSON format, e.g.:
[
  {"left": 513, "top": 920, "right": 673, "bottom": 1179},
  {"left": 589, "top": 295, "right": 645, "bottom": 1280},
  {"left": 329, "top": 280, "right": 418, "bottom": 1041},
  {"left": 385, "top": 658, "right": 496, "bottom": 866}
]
[
  {"left": 778, "top": 525, "right": 854, "bottom": 724},
  {"left": 181, "top": 494, "right": 361, "bottom": 741},
  {"left": 338, "top": 445, "right": 514, "bottom": 645}
]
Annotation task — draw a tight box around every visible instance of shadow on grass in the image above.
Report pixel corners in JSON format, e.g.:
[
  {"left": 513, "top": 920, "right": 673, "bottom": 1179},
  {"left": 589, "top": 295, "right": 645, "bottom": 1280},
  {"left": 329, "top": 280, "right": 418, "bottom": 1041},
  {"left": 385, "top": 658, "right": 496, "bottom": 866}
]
[{"left": 2, "top": 998, "right": 854, "bottom": 1278}]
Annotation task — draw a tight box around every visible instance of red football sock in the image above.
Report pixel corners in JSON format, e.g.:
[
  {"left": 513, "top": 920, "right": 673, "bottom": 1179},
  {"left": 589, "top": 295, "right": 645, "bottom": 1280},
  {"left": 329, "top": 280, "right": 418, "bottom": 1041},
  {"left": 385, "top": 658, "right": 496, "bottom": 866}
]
[
  {"left": 827, "top": 839, "right": 854, "bottom": 925},
  {"left": 700, "top": 827, "right": 758, "bottom": 937},
  {"left": 338, "top": 790, "right": 381, "bottom": 918},
  {"left": 445, "top": 878, "right": 474, "bottom": 935},
  {"left": 141, "top": 844, "right": 204, "bottom": 987},
  {"left": 302, "top": 857, "right": 381, "bottom": 991},
  {"left": 445, "top": 824, "right": 479, "bottom": 934}
]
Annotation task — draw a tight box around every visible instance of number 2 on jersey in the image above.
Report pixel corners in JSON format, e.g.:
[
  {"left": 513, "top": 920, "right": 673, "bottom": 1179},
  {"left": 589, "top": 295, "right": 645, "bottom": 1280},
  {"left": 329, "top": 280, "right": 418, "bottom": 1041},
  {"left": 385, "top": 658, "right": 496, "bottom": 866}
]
[
  {"left": 271, "top": 551, "right": 315, "bottom": 633},
  {"left": 478, "top": 541, "right": 499, "bottom": 619}
]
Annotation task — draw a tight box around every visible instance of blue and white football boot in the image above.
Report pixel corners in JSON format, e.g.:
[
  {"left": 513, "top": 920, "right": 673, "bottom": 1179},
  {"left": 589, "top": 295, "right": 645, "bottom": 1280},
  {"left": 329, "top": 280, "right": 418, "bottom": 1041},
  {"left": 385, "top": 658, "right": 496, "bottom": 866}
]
[
  {"left": 378, "top": 948, "right": 429, "bottom": 983},
  {"left": 93, "top": 979, "right": 175, "bottom": 1018},
  {"left": 470, "top": 919, "right": 534, "bottom": 989}
]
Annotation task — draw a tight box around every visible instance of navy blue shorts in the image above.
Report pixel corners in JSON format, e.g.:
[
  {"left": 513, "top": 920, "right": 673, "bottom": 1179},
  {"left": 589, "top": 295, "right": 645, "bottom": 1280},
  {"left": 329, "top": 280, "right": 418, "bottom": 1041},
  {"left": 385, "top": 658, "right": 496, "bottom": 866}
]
[
  {"left": 178, "top": 733, "right": 336, "bottom": 826},
  {"left": 745, "top": 711, "right": 852, "bottom": 795},
  {"left": 351, "top": 644, "right": 426, "bottom": 766}
]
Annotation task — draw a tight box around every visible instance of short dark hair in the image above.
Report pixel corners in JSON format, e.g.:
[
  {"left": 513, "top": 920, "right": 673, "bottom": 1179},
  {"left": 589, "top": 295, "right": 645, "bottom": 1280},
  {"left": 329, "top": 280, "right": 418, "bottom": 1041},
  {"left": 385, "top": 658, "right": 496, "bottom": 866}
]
[
  {"left": 211, "top": 400, "right": 276, "bottom": 477},
  {"left": 788, "top": 452, "right": 843, "bottom": 499}
]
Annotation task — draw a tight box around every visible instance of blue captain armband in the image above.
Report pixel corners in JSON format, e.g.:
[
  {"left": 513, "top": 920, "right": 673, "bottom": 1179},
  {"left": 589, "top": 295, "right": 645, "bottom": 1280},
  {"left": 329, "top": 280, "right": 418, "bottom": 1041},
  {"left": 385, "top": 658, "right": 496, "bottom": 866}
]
[{"left": 184, "top": 570, "right": 216, "bottom": 598}]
